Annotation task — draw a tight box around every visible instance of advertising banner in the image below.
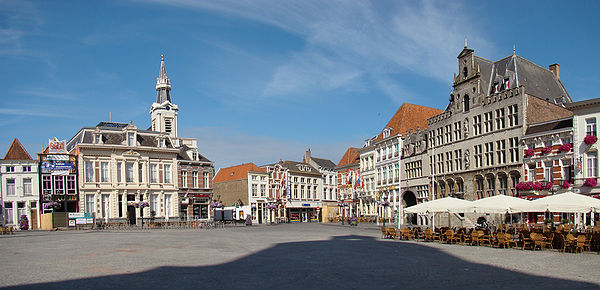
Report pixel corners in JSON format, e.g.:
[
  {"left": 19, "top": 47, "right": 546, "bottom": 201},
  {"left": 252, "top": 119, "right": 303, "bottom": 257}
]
[{"left": 48, "top": 139, "right": 68, "bottom": 154}]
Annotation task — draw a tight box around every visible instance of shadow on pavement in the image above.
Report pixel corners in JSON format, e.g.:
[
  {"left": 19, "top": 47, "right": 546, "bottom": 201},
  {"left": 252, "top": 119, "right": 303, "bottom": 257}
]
[{"left": 8, "top": 235, "right": 597, "bottom": 289}]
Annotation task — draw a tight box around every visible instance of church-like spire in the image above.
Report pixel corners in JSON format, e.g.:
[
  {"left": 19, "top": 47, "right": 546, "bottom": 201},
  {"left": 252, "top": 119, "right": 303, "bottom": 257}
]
[{"left": 156, "top": 54, "right": 171, "bottom": 103}]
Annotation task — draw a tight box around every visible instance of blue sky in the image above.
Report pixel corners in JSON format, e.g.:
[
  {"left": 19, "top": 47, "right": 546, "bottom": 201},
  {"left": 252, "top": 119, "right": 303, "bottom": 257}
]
[{"left": 1, "top": 0, "right": 599, "bottom": 171}]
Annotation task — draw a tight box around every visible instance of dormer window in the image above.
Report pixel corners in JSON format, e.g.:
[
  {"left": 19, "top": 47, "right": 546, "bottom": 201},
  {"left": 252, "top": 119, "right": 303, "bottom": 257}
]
[
  {"left": 127, "top": 132, "right": 135, "bottom": 146},
  {"left": 94, "top": 134, "right": 101, "bottom": 144},
  {"left": 383, "top": 128, "right": 391, "bottom": 138},
  {"left": 192, "top": 151, "right": 198, "bottom": 160}
]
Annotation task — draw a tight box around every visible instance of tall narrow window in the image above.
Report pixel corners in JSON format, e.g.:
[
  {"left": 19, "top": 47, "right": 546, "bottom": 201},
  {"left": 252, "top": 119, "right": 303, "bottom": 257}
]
[
  {"left": 463, "top": 95, "right": 470, "bottom": 112},
  {"left": 252, "top": 184, "right": 258, "bottom": 197},
  {"left": 192, "top": 171, "right": 198, "bottom": 188},
  {"left": 100, "top": 162, "right": 109, "bottom": 182},
  {"left": 6, "top": 179, "right": 15, "bottom": 196},
  {"left": 23, "top": 178, "right": 32, "bottom": 195},
  {"left": 164, "top": 164, "right": 172, "bottom": 184},
  {"left": 53, "top": 176, "right": 64, "bottom": 195},
  {"left": 116, "top": 162, "right": 122, "bottom": 183},
  {"left": 586, "top": 152, "right": 597, "bottom": 178},
  {"left": 181, "top": 171, "right": 188, "bottom": 188},
  {"left": 586, "top": 118, "right": 597, "bottom": 136},
  {"left": 85, "top": 195, "right": 94, "bottom": 215},
  {"left": 125, "top": 162, "right": 134, "bottom": 183},
  {"left": 544, "top": 161, "right": 553, "bottom": 182},
  {"left": 138, "top": 163, "right": 143, "bottom": 183},
  {"left": 164, "top": 195, "right": 172, "bottom": 218},
  {"left": 66, "top": 176, "right": 76, "bottom": 194},
  {"left": 85, "top": 161, "right": 94, "bottom": 182},
  {"left": 164, "top": 119, "right": 172, "bottom": 134},
  {"left": 150, "top": 164, "right": 158, "bottom": 183},
  {"left": 150, "top": 194, "right": 158, "bottom": 213},
  {"left": 203, "top": 172, "right": 209, "bottom": 188},
  {"left": 528, "top": 164, "right": 536, "bottom": 181}
]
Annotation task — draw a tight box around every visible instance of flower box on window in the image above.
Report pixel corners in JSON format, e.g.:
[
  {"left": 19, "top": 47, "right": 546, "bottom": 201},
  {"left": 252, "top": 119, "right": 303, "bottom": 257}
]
[
  {"left": 524, "top": 148, "right": 535, "bottom": 157},
  {"left": 541, "top": 146, "right": 553, "bottom": 155},
  {"left": 584, "top": 135, "right": 598, "bottom": 145},
  {"left": 558, "top": 143, "right": 572, "bottom": 152},
  {"left": 561, "top": 181, "right": 571, "bottom": 189}
]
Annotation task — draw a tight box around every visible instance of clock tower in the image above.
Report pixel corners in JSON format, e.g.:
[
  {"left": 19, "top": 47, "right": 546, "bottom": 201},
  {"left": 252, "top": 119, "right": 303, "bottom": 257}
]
[{"left": 150, "top": 54, "right": 178, "bottom": 138}]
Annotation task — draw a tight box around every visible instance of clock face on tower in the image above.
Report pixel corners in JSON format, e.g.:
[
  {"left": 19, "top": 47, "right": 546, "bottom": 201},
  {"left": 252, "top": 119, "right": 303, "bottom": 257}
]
[{"left": 165, "top": 105, "right": 171, "bottom": 111}]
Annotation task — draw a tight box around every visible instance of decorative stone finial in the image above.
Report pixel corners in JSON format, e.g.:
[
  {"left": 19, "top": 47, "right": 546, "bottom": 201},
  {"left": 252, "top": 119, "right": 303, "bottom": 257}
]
[
  {"left": 464, "top": 37, "right": 467, "bottom": 48},
  {"left": 161, "top": 54, "right": 164, "bottom": 61}
]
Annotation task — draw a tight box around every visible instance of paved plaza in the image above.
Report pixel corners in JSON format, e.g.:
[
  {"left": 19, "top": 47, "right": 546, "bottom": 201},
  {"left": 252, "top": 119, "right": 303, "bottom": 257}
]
[{"left": 0, "top": 223, "right": 599, "bottom": 289}]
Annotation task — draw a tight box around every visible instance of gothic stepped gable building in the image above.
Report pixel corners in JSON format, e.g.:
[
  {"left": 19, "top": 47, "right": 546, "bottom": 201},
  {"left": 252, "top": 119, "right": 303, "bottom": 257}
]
[
  {"left": 425, "top": 44, "right": 573, "bottom": 226},
  {"left": 1, "top": 138, "right": 39, "bottom": 229},
  {"left": 365, "top": 103, "right": 442, "bottom": 224},
  {"left": 336, "top": 147, "right": 360, "bottom": 221}
]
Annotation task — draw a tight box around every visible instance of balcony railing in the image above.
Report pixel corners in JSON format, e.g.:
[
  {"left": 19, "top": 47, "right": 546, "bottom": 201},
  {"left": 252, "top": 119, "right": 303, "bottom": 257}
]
[
  {"left": 498, "top": 188, "right": 507, "bottom": 195},
  {"left": 486, "top": 189, "right": 495, "bottom": 197}
]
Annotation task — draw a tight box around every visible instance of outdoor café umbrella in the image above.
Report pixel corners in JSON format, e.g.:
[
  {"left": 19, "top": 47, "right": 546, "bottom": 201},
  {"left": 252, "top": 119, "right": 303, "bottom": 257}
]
[
  {"left": 404, "top": 197, "right": 472, "bottom": 214},
  {"left": 451, "top": 194, "right": 533, "bottom": 214},
  {"left": 510, "top": 191, "right": 600, "bottom": 213}
]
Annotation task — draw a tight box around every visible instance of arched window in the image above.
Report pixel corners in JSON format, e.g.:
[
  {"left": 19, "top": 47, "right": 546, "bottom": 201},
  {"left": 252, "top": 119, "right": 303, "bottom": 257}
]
[
  {"left": 463, "top": 66, "right": 468, "bottom": 78},
  {"left": 463, "top": 95, "right": 470, "bottom": 112}
]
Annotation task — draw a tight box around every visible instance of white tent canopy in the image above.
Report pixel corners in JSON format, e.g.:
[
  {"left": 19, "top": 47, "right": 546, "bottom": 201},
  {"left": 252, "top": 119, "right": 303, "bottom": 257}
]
[
  {"left": 511, "top": 191, "right": 600, "bottom": 213},
  {"left": 452, "top": 195, "right": 533, "bottom": 214},
  {"left": 404, "top": 197, "right": 472, "bottom": 214}
]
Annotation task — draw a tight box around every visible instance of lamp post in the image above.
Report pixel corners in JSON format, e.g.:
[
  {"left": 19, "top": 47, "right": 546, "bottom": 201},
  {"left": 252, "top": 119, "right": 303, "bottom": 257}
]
[{"left": 380, "top": 197, "right": 390, "bottom": 228}]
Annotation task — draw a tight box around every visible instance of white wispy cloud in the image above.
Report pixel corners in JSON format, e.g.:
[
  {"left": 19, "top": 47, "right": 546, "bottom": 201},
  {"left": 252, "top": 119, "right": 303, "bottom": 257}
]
[
  {"left": 0, "top": 0, "right": 43, "bottom": 55},
  {"left": 0, "top": 108, "right": 76, "bottom": 119},
  {"left": 184, "top": 126, "right": 359, "bottom": 171},
  {"left": 140, "top": 0, "right": 494, "bottom": 102},
  {"left": 16, "top": 88, "right": 80, "bottom": 100}
]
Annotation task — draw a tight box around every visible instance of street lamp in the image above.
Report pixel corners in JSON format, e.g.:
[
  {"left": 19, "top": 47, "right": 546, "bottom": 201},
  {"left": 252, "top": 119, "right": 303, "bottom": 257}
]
[{"left": 380, "top": 198, "right": 390, "bottom": 228}]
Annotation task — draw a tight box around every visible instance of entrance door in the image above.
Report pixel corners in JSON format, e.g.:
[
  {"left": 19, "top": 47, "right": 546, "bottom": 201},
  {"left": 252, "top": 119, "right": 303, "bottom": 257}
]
[
  {"left": 301, "top": 211, "right": 308, "bottom": 222},
  {"left": 258, "top": 209, "right": 263, "bottom": 224},
  {"left": 127, "top": 206, "right": 136, "bottom": 225}
]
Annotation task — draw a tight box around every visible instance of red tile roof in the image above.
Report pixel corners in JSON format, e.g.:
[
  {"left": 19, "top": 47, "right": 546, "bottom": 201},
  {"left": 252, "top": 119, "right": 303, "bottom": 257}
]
[
  {"left": 3, "top": 138, "right": 32, "bottom": 160},
  {"left": 213, "top": 163, "right": 265, "bottom": 183},
  {"left": 337, "top": 147, "right": 360, "bottom": 168},
  {"left": 375, "top": 103, "right": 442, "bottom": 141}
]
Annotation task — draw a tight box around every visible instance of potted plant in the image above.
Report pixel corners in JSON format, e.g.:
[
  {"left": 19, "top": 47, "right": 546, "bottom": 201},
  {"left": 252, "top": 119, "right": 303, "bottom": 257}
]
[
  {"left": 544, "top": 218, "right": 553, "bottom": 225},
  {"left": 561, "top": 180, "right": 571, "bottom": 189},
  {"left": 19, "top": 215, "right": 29, "bottom": 230},
  {"left": 584, "top": 135, "right": 598, "bottom": 145}
]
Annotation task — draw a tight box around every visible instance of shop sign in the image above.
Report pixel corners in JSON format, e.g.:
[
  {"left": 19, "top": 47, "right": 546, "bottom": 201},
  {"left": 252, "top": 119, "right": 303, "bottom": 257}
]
[
  {"left": 302, "top": 203, "right": 310, "bottom": 207},
  {"left": 194, "top": 194, "right": 210, "bottom": 198},
  {"left": 48, "top": 139, "right": 67, "bottom": 154}
]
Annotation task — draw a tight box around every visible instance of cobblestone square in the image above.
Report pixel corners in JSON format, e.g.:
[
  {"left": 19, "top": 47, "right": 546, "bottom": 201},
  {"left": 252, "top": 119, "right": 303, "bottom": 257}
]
[{"left": 1, "top": 224, "right": 599, "bottom": 289}]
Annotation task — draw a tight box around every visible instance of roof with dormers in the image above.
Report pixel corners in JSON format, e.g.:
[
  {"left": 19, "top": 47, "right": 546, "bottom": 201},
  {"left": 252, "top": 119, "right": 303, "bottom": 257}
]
[
  {"left": 3, "top": 138, "right": 33, "bottom": 160},
  {"left": 214, "top": 163, "right": 265, "bottom": 183},
  {"left": 375, "top": 103, "right": 443, "bottom": 141},
  {"left": 336, "top": 147, "right": 360, "bottom": 168}
]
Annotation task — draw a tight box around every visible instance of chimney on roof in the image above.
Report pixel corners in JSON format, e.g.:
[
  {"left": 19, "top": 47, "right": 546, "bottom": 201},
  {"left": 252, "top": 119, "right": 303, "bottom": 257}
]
[
  {"left": 549, "top": 64, "right": 560, "bottom": 80},
  {"left": 304, "top": 149, "right": 311, "bottom": 163}
]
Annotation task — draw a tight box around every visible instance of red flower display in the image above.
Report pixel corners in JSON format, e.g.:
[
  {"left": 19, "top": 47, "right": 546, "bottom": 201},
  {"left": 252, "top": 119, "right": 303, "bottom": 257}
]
[
  {"left": 558, "top": 143, "right": 572, "bottom": 152},
  {"left": 584, "top": 178, "right": 597, "bottom": 187},
  {"left": 524, "top": 148, "right": 535, "bottom": 157},
  {"left": 584, "top": 135, "right": 598, "bottom": 145},
  {"left": 541, "top": 145, "right": 553, "bottom": 155},
  {"left": 515, "top": 181, "right": 553, "bottom": 191},
  {"left": 561, "top": 181, "right": 571, "bottom": 189}
]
